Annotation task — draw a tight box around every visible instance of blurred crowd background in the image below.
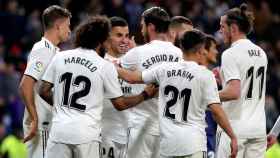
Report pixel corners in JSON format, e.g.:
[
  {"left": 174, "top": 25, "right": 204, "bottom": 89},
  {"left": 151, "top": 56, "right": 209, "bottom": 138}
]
[{"left": 0, "top": 0, "right": 280, "bottom": 157}]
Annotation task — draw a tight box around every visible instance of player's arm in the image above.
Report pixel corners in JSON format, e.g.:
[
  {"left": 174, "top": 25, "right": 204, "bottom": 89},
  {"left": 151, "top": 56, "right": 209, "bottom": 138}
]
[
  {"left": 117, "top": 66, "right": 143, "bottom": 84},
  {"left": 39, "top": 81, "right": 54, "bottom": 105},
  {"left": 111, "top": 84, "right": 157, "bottom": 111},
  {"left": 203, "top": 71, "right": 237, "bottom": 158},
  {"left": 219, "top": 79, "right": 240, "bottom": 101},
  {"left": 267, "top": 116, "right": 280, "bottom": 148},
  {"left": 19, "top": 75, "right": 38, "bottom": 142},
  {"left": 209, "top": 103, "right": 237, "bottom": 158},
  {"left": 219, "top": 52, "right": 241, "bottom": 102}
]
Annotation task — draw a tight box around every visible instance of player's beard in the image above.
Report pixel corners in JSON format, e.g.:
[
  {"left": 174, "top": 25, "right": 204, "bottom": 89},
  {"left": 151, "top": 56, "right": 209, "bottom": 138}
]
[
  {"left": 143, "top": 31, "right": 150, "bottom": 43},
  {"left": 174, "top": 36, "right": 181, "bottom": 48},
  {"left": 99, "top": 46, "right": 106, "bottom": 58}
]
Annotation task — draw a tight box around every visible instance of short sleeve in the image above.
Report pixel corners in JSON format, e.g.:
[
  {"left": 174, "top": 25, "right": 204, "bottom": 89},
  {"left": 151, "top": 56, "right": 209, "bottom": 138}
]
[
  {"left": 202, "top": 71, "right": 220, "bottom": 106},
  {"left": 120, "top": 48, "right": 139, "bottom": 70},
  {"left": 102, "top": 62, "right": 123, "bottom": 99},
  {"left": 41, "top": 55, "right": 57, "bottom": 84},
  {"left": 24, "top": 48, "right": 51, "bottom": 80},
  {"left": 221, "top": 51, "right": 240, "bottom": 83},
  {"left": 142, "top": 64, "right": 163, "bottom": 84}
]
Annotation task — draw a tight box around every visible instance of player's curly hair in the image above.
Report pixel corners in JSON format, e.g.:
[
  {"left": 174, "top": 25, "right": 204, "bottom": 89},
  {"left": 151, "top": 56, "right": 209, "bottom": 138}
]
[
  {"left": 142, "top": 7, "right": 170, "bottom": 33},
  {"left": 224, "top": 3, "right": 255, "bottom": 35},
  {"left": 74, "top": 16, "right": 111, "bottom": 50}
]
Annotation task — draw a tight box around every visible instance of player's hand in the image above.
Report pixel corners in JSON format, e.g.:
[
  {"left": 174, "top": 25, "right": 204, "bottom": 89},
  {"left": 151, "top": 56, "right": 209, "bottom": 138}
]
[
  {"left": 212, "top": 67, "right": 222, "bottom": 86},
  {"left": 267, "top": 134, "right": 277, "bottom": 149},
  {"left": 23, "top": 119, "right": 38, "bottom": 143},
  {"left": 128, "top": 36, "right": 136, "bottom": 49},
  {"left": 144, "top": 84, "right": 158, "bottom": 98},
  {"left": 230, "top": 136, "right": 238, "bottom": 158}
]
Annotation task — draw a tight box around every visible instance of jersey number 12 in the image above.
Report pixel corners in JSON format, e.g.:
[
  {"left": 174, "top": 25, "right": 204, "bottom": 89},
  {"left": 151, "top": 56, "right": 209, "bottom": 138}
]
[{"left": 59, "top": 72, "right": 91, "bottom": 111}]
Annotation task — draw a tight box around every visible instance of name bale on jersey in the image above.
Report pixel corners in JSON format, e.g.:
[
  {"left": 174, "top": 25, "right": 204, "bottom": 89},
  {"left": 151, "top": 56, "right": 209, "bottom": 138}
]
[
  {"left": 248, "top": 49, "right": 261, "bottom": 57},
  {"left": 142, "top": 54, "right": 179, "bottom": 69},
  {"left": 64, "top": 56, "right": 97, "bottom": 72},
  {"left": 167, "top": 69, "right": 194, "bottom": 81}
]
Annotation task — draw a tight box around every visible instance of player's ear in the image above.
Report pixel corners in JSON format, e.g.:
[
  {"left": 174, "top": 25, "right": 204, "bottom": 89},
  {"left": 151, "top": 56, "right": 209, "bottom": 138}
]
[
  {"left": 53, "top": 21, "right": 60, "bottom": 31},
  {"left": 230, "top": 23, "right": 238, "bottom": 35},
  {"left": 147, "top": 23, "right": 156, "bottom": 33}
]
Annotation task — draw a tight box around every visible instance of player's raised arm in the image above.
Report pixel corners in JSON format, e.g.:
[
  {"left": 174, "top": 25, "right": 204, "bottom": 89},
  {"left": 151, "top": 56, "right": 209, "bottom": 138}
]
[
  {"left": 111, "top": 84, "right": 157, "bottom": 111},
  {"left": 116, "top": 66, "right": 143, "bottom": 84}
]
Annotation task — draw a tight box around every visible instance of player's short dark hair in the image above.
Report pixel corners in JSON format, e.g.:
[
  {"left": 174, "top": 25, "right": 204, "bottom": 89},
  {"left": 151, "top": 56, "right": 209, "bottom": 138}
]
[
  {"left": 142, "top": 7, "right": 170, "bottom": 33},
  {"left": 224, "top": 3, "right": 254, "bottom": 34},
  {"left": 110, "top": 16, "right": 128, "bottom": 27},
  {"left": 169, "top": 16, "right": 193, "bottom": 29},
  {"left": 205, "top": 35, "right": 217, "bottom": 51},
  {"left": 42, "top": 5, "right": 71, "bottom": 30},
  {"left": 74, "top": 16, "right": 111, "bottom": 50},
  {"left": 180, "top": 30, "right": 206, "bottom": 53}
]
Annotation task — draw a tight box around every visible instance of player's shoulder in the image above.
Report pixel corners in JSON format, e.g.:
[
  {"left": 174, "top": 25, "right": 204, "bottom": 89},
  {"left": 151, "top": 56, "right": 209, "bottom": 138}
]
[
  {"left": 165, "top": 42, "right": 181, "bottom": 52},
  {"left": 32, "top": 38, "right": 53, "bottom": 51},
  {"left": 197, "top": 66, "right": 214, "bottom": 81},
  {"left": 29, "top": 38, "right": 54, "bottom": 58}
]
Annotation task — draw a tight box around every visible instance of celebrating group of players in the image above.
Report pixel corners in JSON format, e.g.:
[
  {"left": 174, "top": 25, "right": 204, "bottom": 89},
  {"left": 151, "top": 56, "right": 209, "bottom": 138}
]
[{"left": 18, "top": 3, "right": 280, "bottom": 158}]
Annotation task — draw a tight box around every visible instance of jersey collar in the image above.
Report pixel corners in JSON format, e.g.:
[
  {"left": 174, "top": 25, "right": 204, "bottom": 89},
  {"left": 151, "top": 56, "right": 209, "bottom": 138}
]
[
  {"left": 231, "top": 38, "right": 250, "bottom": 47},
  {"left": 150, "top": 40, "right": 172, "bottom": 45}
]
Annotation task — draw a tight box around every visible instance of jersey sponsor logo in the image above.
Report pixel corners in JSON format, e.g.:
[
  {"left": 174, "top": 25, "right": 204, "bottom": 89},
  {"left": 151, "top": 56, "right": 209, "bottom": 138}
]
[
  {"left": 142, "top": 54, "right": 180, "bottom": 69},
  {"left": 33, "top": 61, "right": 44, "bottom": 73}
]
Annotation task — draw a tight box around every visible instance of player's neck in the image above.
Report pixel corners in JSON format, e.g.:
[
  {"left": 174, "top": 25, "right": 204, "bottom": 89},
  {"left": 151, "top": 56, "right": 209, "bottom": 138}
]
[
  {"left": 150, "top": 33, "right": 169, "bottom": 42},
  {"left": 107, "top": 49, "right": 122, "bottom": 58},
  {"left": 44, "top": 30, "right": 60, "bottom": 46},
  {"left": 183, "top": 54, "right": 199, "bottom": 64},
  {"left": 231, "top": 34, "right": 247, "bottom": 44},
  {"left": 201, "top": 61, "right": 210, "bottom": 68}
]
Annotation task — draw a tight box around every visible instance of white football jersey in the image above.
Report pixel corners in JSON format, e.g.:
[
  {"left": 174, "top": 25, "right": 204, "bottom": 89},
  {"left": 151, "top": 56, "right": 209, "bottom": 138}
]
[
  {"left": 142, "top": 61, "right": 220, "bottom": 156},
  {"left": 23, "top": 37, "right": 58, "bottom": 131},
  {"left": 120, "top": 40, "right": 182, "bottom": 135},
  {"left": 220, "top": 39, "right": 268, "bottom": 138},
  {"left": 102, "top": 53, "right": 131, "bottom": 144},
  {"left": 41, "top": 48, "right": 123, "bottom": 144}
]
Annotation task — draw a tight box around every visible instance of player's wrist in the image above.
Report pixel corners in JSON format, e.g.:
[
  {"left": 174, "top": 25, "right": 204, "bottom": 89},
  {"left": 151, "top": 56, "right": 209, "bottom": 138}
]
[{"left": 141, "top": 90, "right": 150, "bottom": 100}]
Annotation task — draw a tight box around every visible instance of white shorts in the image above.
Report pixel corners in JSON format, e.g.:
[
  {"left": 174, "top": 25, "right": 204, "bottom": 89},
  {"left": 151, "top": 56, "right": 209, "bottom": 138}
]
[
  {"left": 101, "top": 137, "right": 126, "bottom": 158},
  {"left": 127, "top": 127, "right": 160, "bottom": 158},
  {"left": 46, "top": 140, "right": 101, "bottom": 158},
  {"left": 215, "top": 131, "right": 266, "bottom": 158},
  {"left": 160, "top": 151, "right": 207, "bottom": 158},
  {"left": 24, "top": 128, "right": 49, "bottom": 158}
]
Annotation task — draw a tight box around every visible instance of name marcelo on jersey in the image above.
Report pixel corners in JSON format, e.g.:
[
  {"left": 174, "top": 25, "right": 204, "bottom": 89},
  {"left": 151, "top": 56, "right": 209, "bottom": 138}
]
[
  {"left": 64, "top": 56, "right": 97, "bottom": 72},
  {"left": 142, "top": 54, "right": 179, "bottom": 69}
]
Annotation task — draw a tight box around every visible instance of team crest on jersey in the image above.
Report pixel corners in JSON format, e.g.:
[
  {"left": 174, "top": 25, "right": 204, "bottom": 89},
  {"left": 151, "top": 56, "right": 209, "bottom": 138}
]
[{"left": 34, "top": 61, "right": 43, "bottom": 73}]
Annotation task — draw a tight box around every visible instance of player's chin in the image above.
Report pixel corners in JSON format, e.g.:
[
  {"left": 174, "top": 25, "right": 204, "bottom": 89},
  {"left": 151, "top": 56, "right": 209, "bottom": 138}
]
[{"left": 118, "top": 48, "right": 128, "bottom": 53}]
